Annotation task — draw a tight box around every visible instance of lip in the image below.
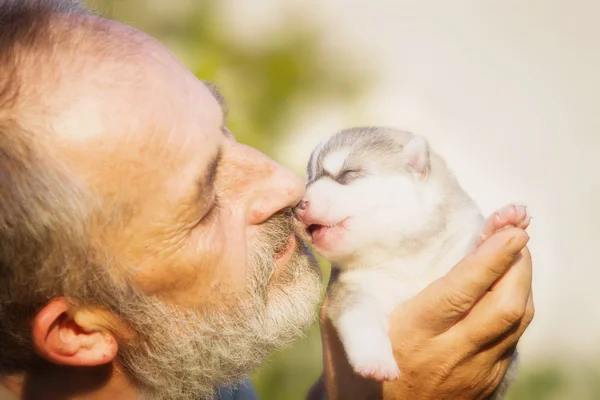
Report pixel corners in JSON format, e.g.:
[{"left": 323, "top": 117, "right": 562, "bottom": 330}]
[
  {"left": 308, "top": 218, "right": 348, "bottom": 248},
  {"left": 275, "top": 233, "right": 296, "bottom": 266}
]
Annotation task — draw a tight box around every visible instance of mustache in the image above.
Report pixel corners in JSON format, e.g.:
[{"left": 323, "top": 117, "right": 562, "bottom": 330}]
[{"left": 258, "top": 208, "right": 296, "bottom": 256}]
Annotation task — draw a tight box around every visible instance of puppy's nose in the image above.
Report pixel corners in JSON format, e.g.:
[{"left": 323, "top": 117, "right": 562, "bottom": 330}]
[{"left": 293, "top": 200, "right": 309, "bottom": 220}]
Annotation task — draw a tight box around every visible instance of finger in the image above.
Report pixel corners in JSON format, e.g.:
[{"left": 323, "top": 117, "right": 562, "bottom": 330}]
[
  {"left": 473, "top": 348, "right": 517, "bottom": 400},
  {"left": 486, "top": 289, "right": 535, "bottom": 361},
  {"left": 409, "top": 227, "right": 529, "bottom": 335},
  {"left": 478, "top": 204, "right": 531, "bottom": 246},
  {"left": 456, "top": 247, "right": 532, "bottom": 346}
]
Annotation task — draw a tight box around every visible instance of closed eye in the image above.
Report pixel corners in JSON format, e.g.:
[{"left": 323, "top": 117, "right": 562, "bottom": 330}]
[
  {"left": 199, "top": 194, "right": 220, "bottom": 225},
  {"left": 338, "top": 169, "right": 363, "bottom": 184}
]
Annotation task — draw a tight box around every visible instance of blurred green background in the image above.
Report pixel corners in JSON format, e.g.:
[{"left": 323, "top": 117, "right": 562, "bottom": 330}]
[{"left": 90, "top": 1, "right": 597, "bottom": 399}]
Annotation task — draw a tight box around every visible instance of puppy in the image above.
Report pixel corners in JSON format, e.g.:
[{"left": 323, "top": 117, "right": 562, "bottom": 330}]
[{"left": 294, "top": 127, "right": 530, "bottom": 398}]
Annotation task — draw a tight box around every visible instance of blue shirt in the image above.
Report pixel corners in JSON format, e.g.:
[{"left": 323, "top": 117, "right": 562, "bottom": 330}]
[{"left": 216, "top": 380, "right": 259, "bottom": 400}]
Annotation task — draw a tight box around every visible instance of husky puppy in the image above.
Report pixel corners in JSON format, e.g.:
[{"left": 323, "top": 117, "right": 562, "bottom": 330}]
[{"left": 294, "top": 127, "right": 530, "bottom": 399}]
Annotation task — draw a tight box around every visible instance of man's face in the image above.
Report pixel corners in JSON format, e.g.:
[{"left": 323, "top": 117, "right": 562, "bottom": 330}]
[{"left": 33, "top": 21, "right": 323, "bottom": 399}]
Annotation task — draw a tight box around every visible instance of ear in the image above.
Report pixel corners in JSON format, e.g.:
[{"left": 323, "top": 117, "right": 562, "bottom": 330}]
[
  {"left": 32, "top": 297, "right": 119, "bottom": 367},
  {"left": 404, "top": 135, "right": 430, "bottom": 178}
]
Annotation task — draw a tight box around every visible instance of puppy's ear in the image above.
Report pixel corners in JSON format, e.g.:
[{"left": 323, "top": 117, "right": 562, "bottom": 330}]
[{"left": 404, "top": 136, "right": 430, "bottom": 178}]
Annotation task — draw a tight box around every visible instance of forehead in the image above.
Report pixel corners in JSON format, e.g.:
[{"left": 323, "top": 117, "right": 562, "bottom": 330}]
[
  {"left": 46, "top": 23, "right": 219, "bottom": 135},
  {"left": 34, "top": 21, "right": 225, "bottom": 207}
]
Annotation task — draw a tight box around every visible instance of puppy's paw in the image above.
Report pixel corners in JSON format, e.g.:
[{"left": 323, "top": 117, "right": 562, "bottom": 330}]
[
  {"left": 478, "top": 204, "right": 531, "bottom": 246},
  {"left": 335, "top": 306, "right": 400, "bottom": 382},
  {"left": 347, "top": 343, "right": 400, "bottom": 381},
  {"left": 355, "top": 362, "right": 400, "bottom": 382}
]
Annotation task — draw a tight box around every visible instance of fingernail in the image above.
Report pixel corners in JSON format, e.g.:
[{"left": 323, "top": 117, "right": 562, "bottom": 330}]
[{"left": 505, "top": 230, "right": 530, "bottom": 256}]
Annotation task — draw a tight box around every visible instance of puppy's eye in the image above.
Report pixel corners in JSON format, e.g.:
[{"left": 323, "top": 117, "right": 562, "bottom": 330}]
[{"left": 338, "top": 170, "right": 362, "bottom": 184}]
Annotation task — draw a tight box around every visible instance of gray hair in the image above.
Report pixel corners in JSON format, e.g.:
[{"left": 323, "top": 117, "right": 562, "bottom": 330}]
[{"left": 0, "top": 0, "right": 100, "bottom": 372}]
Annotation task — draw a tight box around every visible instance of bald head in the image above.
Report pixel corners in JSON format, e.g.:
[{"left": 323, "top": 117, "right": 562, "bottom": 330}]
[{"left": 0, "top": 0, "right": 89, "bottom": 106}]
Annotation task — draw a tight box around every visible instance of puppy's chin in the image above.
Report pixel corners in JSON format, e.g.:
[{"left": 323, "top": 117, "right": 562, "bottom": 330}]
[
  {"left": 315, "top": 224, "right": 391, "bottom": 267},
  {"left": 313, "top": 237, "right": 357, "bottom": 265}
]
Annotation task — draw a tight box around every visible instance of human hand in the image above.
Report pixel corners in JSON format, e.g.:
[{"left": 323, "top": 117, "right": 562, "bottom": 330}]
[{"left": 319, "top": 225, "right": 533, "bottom": 400}]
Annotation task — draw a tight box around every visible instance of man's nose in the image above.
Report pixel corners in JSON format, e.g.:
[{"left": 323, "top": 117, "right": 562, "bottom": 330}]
[{"left": 242, "top": 147, "right": 305, "bottom": 225}]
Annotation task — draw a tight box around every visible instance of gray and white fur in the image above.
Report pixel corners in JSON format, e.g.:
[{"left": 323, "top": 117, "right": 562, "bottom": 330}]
[{"left": 294, "top": 127, "right": 520, "bottom": 399}]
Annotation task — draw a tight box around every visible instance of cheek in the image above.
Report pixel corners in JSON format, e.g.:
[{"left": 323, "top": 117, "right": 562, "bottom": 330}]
[
  {"left": 304, "top": 181, "right": 352, "bottom": 221},
  {"left": 199, "top": 215, "right": 249, "bottom": 296},
  {"left": 346, "top": 177, "right": 428, "bottom": 240},
  {"left": 314, "top": 176, "right": 416, "bottom": 219},
  {"left": 140, "top": 215, "right": 251, "bottom": 308},
  {"left": 351, "top": 176, "right": 422, "bottom": 220},
  {"left": 335, "top": 176, "right": 422, "bottom": 238},
  {"left": 306, "top": 176, "right": 418, "bottom": 221},
  {"left": 306, "top": 176, "right": 424, "bottom": 257}
]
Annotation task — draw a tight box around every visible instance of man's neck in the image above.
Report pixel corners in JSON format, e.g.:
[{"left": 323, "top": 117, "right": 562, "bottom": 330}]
[
  {"left": 0, "top": 360, "right": 138, "bottom": 399},
  {"left": 0, "top": 379, "right": 19, "bottom": 400}
]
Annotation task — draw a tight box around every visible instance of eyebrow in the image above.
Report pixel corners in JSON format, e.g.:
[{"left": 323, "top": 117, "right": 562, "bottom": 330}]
[
  {"left": 191, "top": 81, "right": 228, "bottom": 206},
  {"left": 195, "top": 148, "right": 223, "bottom": 206},
  {"left": 203, "top": 80, "right": 229, "bottom": 123}
]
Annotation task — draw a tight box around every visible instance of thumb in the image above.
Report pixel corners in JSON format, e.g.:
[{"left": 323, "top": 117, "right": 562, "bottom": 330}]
[{"left": 405, "top": 227, "right": 529, "bottom": 336}]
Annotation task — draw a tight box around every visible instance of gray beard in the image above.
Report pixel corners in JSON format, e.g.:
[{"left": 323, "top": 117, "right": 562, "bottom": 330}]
[{"left": 112, "top": 216, "right": 323, "bottom": 400}]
